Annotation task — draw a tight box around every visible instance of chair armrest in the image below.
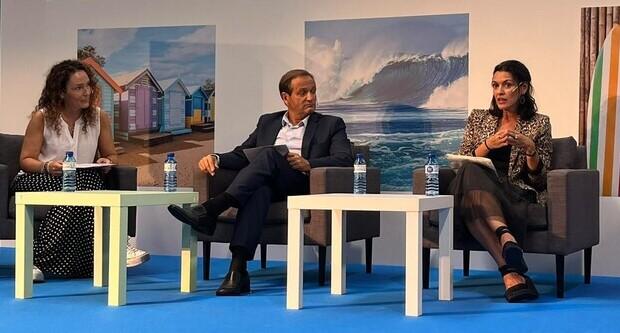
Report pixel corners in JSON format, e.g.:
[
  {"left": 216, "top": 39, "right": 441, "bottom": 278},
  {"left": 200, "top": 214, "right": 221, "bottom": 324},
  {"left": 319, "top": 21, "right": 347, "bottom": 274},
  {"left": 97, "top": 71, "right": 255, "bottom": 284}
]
[
  {"left": 412, "top": 167, "right": 456, "bottom": 195},
  {"left": 103, "top": 165, "right": 137, "bottom": 190},
  {"left": 0, "top": 164, "right": 9, "bottom": 218},
  {"left": 546, "top": 169, "right": 600, "bottom": 253},
  {"left": 309, "top": 166, "right": 380, "bottom": 194}
]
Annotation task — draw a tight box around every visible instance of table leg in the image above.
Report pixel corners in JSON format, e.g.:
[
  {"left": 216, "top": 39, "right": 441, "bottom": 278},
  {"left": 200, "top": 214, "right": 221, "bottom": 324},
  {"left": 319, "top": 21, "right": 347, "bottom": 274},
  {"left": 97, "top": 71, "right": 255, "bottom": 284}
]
[
  {"left": 94, "top": 206, "right": 110, "bottom": 287},
  {"left": 286, "top": 208, "right": 303, "bottom": 310},
  {"left": 181, "top": 204, "right": 197, "bottom": 293},
  {"left": 438, "top": 207, "right": 453, "bottom": 301},
  {"left": 15, "top": 204, "right": 33, "bottom": 299},
  {"left": 108, "top": 206, "right": 128, "bottom": 306},
  {"left": 405, "top": 211, "right": 423, "bottom": 316},
  {"left": 331, "top": 210, "right": 346, "bottom": 295}
]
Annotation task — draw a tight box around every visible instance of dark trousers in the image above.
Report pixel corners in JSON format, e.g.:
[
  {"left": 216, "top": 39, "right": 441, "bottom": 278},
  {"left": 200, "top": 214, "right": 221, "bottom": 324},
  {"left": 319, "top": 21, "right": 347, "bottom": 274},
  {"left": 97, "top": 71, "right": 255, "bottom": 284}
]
[{"left": 225, "top": 148, "right": 309, "bottom": 257}]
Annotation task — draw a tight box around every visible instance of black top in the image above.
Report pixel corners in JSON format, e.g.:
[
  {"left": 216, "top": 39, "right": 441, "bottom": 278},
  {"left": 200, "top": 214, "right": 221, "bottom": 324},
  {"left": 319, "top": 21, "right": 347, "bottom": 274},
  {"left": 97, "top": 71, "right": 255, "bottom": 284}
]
[{"left": 488, "top": 145, "right": 511, "bottom": 177}]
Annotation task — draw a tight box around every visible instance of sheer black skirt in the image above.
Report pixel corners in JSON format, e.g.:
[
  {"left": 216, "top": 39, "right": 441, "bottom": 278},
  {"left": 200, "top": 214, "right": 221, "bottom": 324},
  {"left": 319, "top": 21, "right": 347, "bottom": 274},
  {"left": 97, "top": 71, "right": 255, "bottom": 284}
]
[{"left": 449, "top": 162, "right": 544, "bottom": 246}]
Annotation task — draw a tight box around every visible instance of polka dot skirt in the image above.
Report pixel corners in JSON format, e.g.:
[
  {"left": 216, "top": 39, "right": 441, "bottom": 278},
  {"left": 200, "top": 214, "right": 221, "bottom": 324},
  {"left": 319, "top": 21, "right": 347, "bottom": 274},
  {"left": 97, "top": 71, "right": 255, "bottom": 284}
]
[{"left": 13, "top": 169, "right": 104, "bottom": 278}]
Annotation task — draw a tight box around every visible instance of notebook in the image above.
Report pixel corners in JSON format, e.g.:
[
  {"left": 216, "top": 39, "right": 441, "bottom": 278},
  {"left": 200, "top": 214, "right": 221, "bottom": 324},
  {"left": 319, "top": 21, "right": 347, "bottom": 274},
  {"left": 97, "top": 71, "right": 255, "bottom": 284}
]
[
  {"left": 445, "top": 153, "right": 497, "bottom": 174},
  {"left": 243, "top": 145, "right": 289, "bottom": 162}
]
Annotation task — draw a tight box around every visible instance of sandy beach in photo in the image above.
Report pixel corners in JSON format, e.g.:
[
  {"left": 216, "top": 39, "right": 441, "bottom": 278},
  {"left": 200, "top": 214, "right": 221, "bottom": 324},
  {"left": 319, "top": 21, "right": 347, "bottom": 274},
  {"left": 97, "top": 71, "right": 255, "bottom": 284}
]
[{"left": 117, "top": 131, "right": 214, "bottom": 188}]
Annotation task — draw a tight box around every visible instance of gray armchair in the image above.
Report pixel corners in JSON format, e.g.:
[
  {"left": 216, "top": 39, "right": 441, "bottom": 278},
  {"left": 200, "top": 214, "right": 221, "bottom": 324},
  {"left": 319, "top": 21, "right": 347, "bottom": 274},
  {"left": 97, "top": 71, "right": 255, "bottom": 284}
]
[
  {"left": 413, "top": 136, "right": 599, "bottom": 298},
  {"left": 0, "top": 133, "right": 138, "bottom": 245},
  {"left": 193, "top": 145, "right": 381, "bottom": 285}
]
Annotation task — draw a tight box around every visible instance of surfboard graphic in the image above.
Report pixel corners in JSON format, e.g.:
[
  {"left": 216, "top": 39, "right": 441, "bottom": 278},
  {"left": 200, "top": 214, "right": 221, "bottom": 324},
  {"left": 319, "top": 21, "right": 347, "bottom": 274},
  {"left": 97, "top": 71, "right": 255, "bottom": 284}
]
[{"left": 587, "top": 24, "right": 620, "bottom": 196}]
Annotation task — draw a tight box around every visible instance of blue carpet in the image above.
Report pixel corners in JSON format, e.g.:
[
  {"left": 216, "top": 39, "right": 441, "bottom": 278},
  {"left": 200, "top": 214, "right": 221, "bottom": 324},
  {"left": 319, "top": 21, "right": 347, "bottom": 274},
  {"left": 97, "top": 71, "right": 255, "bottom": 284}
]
[{"left": 0, "top": 248, "right": 618, "bottom": 333}]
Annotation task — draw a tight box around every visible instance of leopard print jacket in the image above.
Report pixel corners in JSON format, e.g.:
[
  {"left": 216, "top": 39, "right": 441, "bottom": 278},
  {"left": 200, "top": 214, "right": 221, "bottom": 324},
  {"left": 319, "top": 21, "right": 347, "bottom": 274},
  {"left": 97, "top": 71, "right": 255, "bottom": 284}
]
[{"left": 458, "top": 109, "right": 553, "bottom": 204}]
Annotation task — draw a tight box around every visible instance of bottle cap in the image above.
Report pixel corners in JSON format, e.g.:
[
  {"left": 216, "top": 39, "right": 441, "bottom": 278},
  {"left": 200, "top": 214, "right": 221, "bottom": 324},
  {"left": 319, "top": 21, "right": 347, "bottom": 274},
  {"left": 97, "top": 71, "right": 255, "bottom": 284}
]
[
  {"left": 65, "top": 151, "right": 74, "bottom": 157},
  {"left": 167, "top": 152, "right": 175, "bottom": 158}
]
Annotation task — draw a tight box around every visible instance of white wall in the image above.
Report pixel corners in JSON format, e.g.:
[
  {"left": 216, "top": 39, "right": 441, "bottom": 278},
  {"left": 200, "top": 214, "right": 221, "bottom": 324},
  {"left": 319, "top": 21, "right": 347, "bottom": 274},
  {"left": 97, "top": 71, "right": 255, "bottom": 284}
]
[{"left": 2, "top": 0, "right": 620, "bottom": 277}]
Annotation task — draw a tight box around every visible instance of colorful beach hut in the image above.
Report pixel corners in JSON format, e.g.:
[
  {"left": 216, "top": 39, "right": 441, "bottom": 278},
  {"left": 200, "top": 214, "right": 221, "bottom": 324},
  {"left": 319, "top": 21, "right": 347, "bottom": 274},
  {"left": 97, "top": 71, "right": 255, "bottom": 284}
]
[
  {"left": 204, "top": 88, "right": 214, "bottom": 122},
  {"left": 80, "top": 57, "right": 123, "bottom": 137},
  {"left": 185, "top": 85, "right": 209, "bottom": 127},
  {"left": 112, "top": 68, "right": 163, "bottom": 141},
  {"left": 159, "top": 78, "right": 191, "bottom": 135}
]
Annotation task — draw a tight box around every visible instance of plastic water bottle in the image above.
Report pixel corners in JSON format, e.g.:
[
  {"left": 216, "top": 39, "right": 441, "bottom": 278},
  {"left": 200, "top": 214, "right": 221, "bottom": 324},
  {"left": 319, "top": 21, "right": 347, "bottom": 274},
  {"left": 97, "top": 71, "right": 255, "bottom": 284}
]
[
  {"left": 164, "top": 152, "right": 177, "bottom": 192},
  {"left": 425, "top": 153, "right": 439, "bottom": 196},
  {"left": 62, "top": 151, "right": 77, "bottom": 192},
  {"left": 353, "top": 153, "right": 367, "bottom": 194}
]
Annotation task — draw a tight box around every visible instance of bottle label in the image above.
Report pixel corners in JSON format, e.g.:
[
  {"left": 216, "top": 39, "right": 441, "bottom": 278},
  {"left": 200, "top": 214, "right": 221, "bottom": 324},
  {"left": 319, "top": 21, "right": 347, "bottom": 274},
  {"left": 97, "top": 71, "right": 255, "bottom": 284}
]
[
  {"left": 425, "top": 164, "right": 438, "bottom": 173},
  {"left": 354, "top": 164, "right": 366, "bottom": 173},
  {"left": 164, "top": 163, "right": 176, "bottom": 172},
  {"left": 62, "top": 161, "right": 76, "bottom": 170}
]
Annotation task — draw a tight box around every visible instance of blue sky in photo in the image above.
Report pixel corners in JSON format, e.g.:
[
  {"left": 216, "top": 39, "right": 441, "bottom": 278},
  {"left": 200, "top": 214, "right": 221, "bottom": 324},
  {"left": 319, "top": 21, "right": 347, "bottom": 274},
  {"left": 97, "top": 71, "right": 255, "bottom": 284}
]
[
  {"left": 306, "top": 14, "right": 468, "bottom": 57},
  {"left": 78, "top": 25, "right": 215, "bottom": 87}
]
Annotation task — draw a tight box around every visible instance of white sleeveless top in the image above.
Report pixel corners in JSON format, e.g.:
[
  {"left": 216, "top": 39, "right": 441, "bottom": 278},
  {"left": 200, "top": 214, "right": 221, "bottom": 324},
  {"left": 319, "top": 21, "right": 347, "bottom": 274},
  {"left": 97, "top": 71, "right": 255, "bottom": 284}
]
[{"left": 38, "top": 108, "right": 101, "bottom": 163}]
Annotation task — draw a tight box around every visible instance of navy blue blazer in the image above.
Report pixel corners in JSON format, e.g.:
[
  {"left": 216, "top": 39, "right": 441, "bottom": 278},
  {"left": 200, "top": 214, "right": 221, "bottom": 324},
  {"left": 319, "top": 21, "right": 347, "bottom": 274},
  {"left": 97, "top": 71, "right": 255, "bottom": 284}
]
[{"left": 218, "top": 111, "right": 353, "bottom": 170}]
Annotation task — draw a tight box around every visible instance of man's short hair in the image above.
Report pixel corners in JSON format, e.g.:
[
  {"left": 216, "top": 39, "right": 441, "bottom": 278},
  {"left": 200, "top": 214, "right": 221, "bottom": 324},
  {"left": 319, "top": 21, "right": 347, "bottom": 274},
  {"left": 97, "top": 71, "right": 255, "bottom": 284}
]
[{"left": 279, "top": 69, "right": 314, "bottom": 95}]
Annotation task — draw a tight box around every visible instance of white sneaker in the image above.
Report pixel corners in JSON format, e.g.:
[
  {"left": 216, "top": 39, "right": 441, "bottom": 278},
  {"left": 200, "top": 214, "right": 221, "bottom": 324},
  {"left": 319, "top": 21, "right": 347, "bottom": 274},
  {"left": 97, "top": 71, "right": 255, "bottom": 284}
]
[
  {"left": 127, "top": 239, "right": 150, "bottom": 268},
  {"left": 33, "top": 266, "right": 45, "bottom": 283}
]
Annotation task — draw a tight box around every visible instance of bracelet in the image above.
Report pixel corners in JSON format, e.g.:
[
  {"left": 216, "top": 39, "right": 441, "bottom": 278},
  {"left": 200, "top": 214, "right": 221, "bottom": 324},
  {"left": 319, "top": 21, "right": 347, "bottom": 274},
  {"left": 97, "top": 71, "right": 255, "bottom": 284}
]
[
  {"left": 40, "top": 161, "right": 50, "bottom": 174},
  {"left": 484, "top": 139, "right": 492, "bottom": 151},
  {"left": 525, "top": 149, "right": 537, "bottom": 157}
]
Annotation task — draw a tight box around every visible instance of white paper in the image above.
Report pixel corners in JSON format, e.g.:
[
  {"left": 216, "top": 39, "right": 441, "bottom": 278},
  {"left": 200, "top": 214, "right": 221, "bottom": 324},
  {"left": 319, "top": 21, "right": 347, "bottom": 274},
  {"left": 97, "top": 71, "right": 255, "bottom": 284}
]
[
  {"left": 445, "top": 153, "right": 496, "bottom": 174},
  {"left": 75, "top": 163, "right": 115, "bottom": 169}
]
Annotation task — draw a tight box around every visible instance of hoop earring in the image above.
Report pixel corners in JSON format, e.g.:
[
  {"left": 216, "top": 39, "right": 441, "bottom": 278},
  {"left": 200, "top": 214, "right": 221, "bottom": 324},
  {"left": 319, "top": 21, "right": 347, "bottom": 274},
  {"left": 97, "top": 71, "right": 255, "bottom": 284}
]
[{"left": 519, "top": 95, "right": 525, "bottom": 104}]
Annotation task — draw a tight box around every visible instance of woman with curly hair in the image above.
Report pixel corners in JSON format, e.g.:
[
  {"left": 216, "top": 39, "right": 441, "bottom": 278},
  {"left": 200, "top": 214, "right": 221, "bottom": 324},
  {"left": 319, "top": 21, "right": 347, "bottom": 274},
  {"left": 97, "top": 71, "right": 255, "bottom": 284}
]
[{"left": 13, "top": 59, "right": 147, "bottom": 281}]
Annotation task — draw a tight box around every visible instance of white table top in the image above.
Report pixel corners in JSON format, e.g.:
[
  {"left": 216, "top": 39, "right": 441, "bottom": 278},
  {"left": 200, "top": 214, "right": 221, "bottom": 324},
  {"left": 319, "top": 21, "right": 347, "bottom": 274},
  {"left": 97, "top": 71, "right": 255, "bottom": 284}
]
[
  {"left": 15, "top": 190, "right": 198, "bottom": 207},
  {"left": 287, "top": 193, "right": 453, "bottom": 211}
]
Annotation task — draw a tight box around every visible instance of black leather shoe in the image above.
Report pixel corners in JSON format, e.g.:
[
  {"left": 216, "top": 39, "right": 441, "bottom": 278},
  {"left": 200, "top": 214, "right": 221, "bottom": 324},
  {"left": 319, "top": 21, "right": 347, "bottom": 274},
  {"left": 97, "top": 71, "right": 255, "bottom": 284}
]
[
  {"left": 216, "top": 270, "right": 251, "bottom": 296},
  {"left": 167, "top": 204, "right": 217, "bottom": 236}
]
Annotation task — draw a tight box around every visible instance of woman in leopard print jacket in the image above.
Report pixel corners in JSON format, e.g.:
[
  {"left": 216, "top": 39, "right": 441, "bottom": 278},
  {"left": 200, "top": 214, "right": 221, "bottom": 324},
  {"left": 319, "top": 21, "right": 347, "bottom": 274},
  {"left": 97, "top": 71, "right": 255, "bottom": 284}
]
[{"left": 449, "top": 60, "right": 552, "bottom": 302}]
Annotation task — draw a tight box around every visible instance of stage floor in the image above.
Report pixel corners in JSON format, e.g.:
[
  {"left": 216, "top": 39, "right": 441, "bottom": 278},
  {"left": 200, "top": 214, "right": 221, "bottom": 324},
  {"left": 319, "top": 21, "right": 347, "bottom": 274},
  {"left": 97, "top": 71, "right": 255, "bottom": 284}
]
[{"left": 0, "top": 248, "right": 617, "bottom": 332}]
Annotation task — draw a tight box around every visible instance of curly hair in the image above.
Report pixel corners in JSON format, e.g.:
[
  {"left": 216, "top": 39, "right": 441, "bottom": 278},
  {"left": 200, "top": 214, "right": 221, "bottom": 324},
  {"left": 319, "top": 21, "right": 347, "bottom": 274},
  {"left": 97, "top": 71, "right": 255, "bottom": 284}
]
[
  {"left": 489, "top": 60, "right": 538, "bottom": 120},
  {"left": 34, "top": 59, "right": 100, "bottom": 135}
]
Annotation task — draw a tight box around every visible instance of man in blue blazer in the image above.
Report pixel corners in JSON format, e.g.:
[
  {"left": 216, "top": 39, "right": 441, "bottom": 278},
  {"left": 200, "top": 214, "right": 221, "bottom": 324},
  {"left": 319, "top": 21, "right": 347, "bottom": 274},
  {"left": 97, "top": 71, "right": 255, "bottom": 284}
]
[{"left": 168, "top": 69, "right": 353, "bottom": 296}]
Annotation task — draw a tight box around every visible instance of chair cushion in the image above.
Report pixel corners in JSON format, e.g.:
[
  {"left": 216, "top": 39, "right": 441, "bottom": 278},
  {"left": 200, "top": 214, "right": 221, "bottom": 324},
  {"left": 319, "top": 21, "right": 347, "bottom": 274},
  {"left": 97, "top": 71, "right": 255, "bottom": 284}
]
[
  {"left": 526, "top": 203, "right": 548, "bottom": 231},
  {"left": 551, "top": 137, "right": 577, "bottom": 170}
]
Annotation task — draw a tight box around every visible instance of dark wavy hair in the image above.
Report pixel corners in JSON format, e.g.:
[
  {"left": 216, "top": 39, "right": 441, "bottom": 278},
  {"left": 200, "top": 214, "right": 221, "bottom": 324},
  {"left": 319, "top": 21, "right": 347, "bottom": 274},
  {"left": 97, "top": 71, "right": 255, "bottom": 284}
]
[
  {"left": 489, "top": 60, "right": 538, "bottom": 120},
  {"left": 34, "top": 59, "right": 100, "bottom": 135}
]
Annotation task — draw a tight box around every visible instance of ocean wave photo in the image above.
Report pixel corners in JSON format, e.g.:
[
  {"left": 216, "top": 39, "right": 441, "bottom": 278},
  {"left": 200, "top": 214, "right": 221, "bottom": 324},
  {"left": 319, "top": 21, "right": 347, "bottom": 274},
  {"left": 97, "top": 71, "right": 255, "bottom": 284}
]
[{"left": 306, "top": 14, "right": 469, "bottom": 191}]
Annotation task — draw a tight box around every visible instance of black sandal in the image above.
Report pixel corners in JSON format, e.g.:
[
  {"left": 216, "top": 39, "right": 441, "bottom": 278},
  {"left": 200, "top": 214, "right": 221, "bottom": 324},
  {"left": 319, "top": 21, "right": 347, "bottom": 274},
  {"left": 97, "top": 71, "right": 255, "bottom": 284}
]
[
  {"left": 499, "top": 265, "right": 539, "bottom": 303},
  {"left": 496, "top": 226, "right": 528, "bottom": 273}
]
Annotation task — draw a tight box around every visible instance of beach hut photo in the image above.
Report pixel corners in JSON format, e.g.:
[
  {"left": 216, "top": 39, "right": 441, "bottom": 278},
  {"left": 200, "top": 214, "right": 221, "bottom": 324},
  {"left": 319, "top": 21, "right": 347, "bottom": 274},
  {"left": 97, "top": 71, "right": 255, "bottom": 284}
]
[
  {"left": 159, "top": 78, "right": 191, "bottom": 135},
  {"left": 113, "top": 68, "right": 164, "bottom": 141},
  {"left": 204, "top": 88, "right": 215, "bottom": 122},
  {"left": 185, "top": 85, "right": 209, "bottom": 127},
  {"left": 81, "top": 57, "right": 123, "bottom": 137}
]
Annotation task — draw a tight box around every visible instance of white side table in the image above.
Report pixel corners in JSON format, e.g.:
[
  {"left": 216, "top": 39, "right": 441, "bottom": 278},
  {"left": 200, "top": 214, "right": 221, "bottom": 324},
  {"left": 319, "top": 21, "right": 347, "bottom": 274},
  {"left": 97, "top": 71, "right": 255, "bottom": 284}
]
[
  {"left": 286, "top": 193, "right": 453, "bottom": 316},
  {"left": 14, "top": 190, "right": 198, "bottom": 306}
]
